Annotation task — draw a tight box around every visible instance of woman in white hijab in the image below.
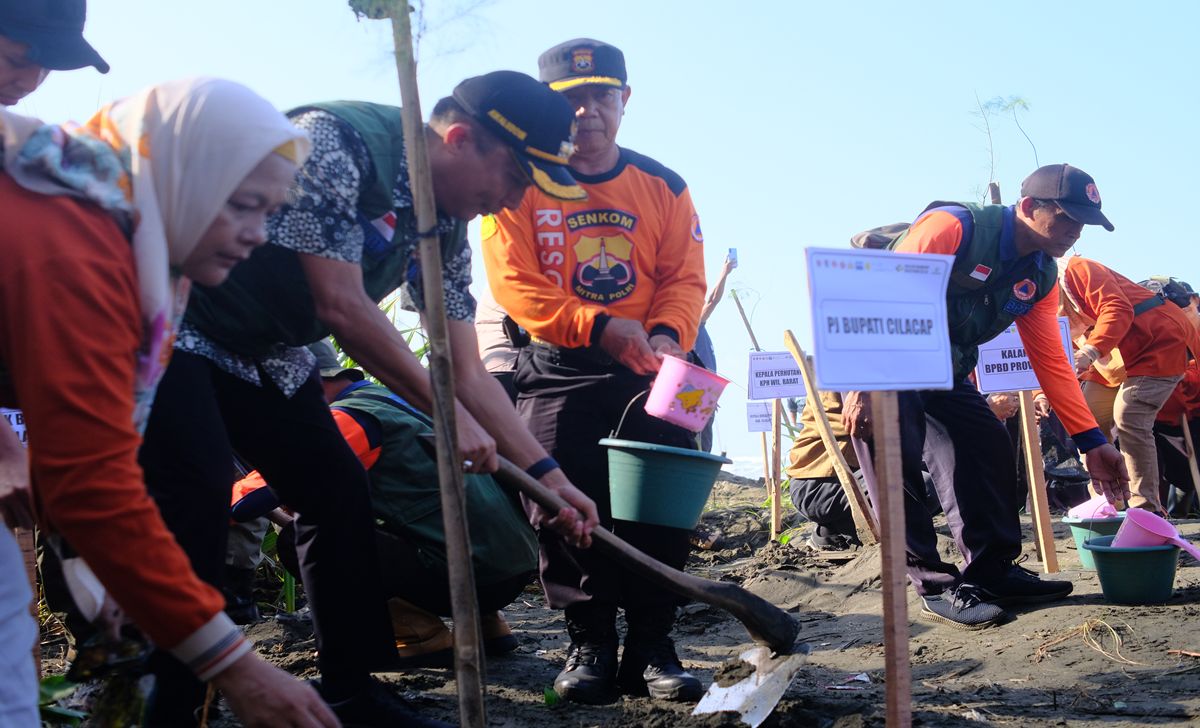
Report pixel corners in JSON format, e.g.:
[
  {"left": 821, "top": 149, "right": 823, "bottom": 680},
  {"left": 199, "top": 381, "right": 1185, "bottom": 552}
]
[{"left": 0, "top": 78, "right": 338, "bottom": 727}]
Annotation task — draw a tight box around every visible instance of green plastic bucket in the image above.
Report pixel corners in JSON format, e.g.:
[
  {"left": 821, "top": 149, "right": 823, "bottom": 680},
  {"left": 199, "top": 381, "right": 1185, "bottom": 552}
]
[
  {"left": 1081, "top": 535, "right": 1179, "bottom": 605},
  {"left": 600, "top": 438, "right": 732, "bottom": 530},
  {"left": 1062, "top": 515, "right": 1124, "bottom": 570}
]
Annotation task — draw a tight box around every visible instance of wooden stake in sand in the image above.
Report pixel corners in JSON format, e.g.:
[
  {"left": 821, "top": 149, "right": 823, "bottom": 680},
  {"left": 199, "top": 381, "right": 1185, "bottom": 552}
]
[
  {"left": 783, "top": 332, "right": 879, "bottom": 545},
  {"left": 731, "top": 290, "right": 789, "bottom": 536},
  {"left": 1181, "top": 415, "right": 1200, "bottom": 503},
  {"left": 1018, "top": 391, "right": 1059, "bottom": 572},
  {"left": 770, "top": 400, "right": 783, "bottom": 540},
  {"left": 358, "top": 2, "right": 486, "bottom": 724},
  {"left": 871, "top": 391, "right": 911, "bottom": 728}
]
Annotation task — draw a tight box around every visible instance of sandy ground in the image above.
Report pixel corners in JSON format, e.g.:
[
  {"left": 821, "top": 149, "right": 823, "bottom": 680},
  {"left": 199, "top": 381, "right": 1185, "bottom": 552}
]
[{"left": 45, "top": 474, "right": 1200, "bottom": 726}]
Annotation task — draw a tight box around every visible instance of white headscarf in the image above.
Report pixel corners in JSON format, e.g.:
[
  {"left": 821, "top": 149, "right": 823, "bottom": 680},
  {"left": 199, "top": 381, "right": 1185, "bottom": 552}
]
[{"left": 1, "top": 77, "right": 311, "bottom": 429}]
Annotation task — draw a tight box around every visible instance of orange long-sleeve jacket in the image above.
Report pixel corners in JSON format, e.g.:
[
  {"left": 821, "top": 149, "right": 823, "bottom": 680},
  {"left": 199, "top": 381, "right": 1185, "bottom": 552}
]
[
  {"left": 894, "top": 209, "right": 1105, "bottom": 450},
  {"left": 0, "top": 175, "right": 245, "bottom": 679},
  {"left": 1059, "top": 256, "right": 1197, "bottom": 379},
  {"left": 482, "top": 148, "right": 706, "bottom": 351}
]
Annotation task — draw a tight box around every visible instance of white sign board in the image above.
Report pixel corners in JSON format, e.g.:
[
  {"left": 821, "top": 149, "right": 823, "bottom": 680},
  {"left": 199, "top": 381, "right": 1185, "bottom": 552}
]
[
  {"left": 1, "top": 408, "right": 27, "bottom": 447},
  {"left": 747, "top": 351, "right": 807, "bottom": 400},
  {"left": 747, "top": 402, "right": 772, "bottom": 432},
  {"left": 974, "top": 318, "right": 1074, "bottom": 394},
  {"left": 806, "top": 247, "right": 953, "bottom": 391}
]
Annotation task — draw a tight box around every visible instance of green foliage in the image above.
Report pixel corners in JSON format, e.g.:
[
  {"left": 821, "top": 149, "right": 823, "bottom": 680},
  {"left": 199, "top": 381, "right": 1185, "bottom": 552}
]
[
  {"left": 542, "top": 687, "right": 561, "bottom": 708},
  {"left": 39, "top": 675, "right": 85, "bottom": 726}
]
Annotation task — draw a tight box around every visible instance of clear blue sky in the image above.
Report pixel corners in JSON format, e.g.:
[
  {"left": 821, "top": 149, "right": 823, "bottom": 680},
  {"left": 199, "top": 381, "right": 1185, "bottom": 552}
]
[{"left": 17, "top": 1, "right": 1199, "bottom": 477}]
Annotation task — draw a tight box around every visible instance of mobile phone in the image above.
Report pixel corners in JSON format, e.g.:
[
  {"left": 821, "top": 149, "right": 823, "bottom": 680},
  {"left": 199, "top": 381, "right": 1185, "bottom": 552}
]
[{"left": 727, "top": 248, "right": 738, "bottom": 267}]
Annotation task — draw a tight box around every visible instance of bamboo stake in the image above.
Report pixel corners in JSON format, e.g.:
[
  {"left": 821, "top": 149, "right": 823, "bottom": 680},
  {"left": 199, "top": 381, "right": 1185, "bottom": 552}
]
[
  {"left": 770, "top": 401, "right": 783, "bottom": 539},
  {"left": 871, "top": 391, "right": 911, "bottom": 728},
  {"left": 784, "top": 332, "right": 880, "bottom": 545},
  {"left": 760, "top": 433, "right": 771, "bottom": 503},
  {"left": 385, "top": 6, "right": 485, "bottom": 725}
]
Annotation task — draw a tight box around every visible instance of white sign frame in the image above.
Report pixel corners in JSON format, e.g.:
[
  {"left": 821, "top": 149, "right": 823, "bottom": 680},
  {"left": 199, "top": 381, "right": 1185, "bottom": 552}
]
[
  {"left": 747, "top": 351, "right": 807, "bottom": 400},
  {"left": 974, "top": 318, "right": 1074, "bottom": 394},
  {"left": 806, "top": 247, "right": 954, "bottom": 392},
  {"left": 746, "top": 402, "right": 772, "bottom": 432}
]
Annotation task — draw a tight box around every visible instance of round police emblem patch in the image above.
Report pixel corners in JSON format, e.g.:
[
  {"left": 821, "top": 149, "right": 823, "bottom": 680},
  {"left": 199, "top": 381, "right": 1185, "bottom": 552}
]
[
  {"left": 691, "top": 214, "right": 704, "bottom": 243},
  {"left": 1085, "top": 183, "right": 1101, "bottom": 204}
]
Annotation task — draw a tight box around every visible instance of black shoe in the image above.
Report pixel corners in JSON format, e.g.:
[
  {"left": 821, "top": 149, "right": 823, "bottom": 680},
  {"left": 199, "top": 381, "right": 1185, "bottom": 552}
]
[
  {"left": 975, "top": 564, "right": 1073, "bottom": 606},
  {"left": 617, "top": 636, "right": 704, "bottom": 702},
  {"left": 321, "top": 678, "right": 452, "bottom": 728},
  {"left": 554, "top": 639, "right": 618, "bottom": 704},
  {"left": 806, "top": 525, "right": 858, "bottom": 552},
  {"left": 221, "top": 566, "right": 261, "bottom": 625},
  {"left": 919, "top": 585, "right": 1007, "bottom": 631}
]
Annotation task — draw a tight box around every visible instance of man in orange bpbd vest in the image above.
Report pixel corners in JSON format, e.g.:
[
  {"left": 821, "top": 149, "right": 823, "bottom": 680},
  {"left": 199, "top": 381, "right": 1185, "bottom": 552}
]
[{"left": 483, "top": 40, "right": 708, "bottom": 705}]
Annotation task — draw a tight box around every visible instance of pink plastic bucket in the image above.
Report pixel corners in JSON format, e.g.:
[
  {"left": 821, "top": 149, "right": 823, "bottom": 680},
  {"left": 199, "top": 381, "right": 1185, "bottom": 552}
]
[{"left": 644, "top": 355, "right": 730, "bottom": 432}]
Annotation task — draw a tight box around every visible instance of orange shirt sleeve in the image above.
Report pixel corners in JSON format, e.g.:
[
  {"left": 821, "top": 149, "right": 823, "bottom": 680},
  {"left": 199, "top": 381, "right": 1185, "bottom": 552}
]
[
  {"left": 483, "top": 197, "right": 607, "bottom": 348},
  {"left": 645, "top": 186, "right": 706, "bottom": 350},
  {"left": 0, "top": 178, "right": 225, "bottom": 650},
  {"left": 891, "top": 210, "right": 965, "bottom": 256},
  {"left": 1063, "top": 258, "right": 1134, "bottom": 357},
  {"left": 1015, "top": 281, "right": 1102, "bottom": 444},
  {"left": 330, "top": 407, "right": 382, "bottom": 469}
]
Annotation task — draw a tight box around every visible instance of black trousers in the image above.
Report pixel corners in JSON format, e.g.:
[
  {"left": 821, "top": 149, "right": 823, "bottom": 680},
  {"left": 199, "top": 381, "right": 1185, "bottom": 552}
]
[
  {"left": 853, "top": 380, "right": 1023, "bottom": 596},
  {"left": 514, "top": 344, "right": 695, "bottom": 626},
  {"left": 138, "top": 352, "right": 395, "bottom": 723}
]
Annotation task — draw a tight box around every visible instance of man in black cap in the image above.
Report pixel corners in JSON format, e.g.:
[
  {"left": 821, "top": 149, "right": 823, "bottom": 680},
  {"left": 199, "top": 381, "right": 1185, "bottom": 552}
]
[
  {"left": 484, "top": 41, "right": 708, "bottom": 704},
  {"left": 843, "top": 163, "right": 1129, "bottom": 631},
  {"left": 0, "top": 0, "right": 107, "bottom": 106},
  {"left": 138, "top": 71, "right": 598, "bottom": 727}
]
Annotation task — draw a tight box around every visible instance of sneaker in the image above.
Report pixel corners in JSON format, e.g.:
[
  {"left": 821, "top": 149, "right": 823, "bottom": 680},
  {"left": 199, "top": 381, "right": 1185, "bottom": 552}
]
[
  {"left": 805, "top": 525, "right": 858, "bottom": 552},
  {"left": 975, "top": 564, "right": 1073, "bottom": 606},
  {"left": 554, "top": 639, "right": 619, "bottom": 704},
  {"left": 481, "top": 611, "right": 519, "bottom": 656},
  {"left": 320, "top": 678, "right": 452, "bottom": 728},
  {"left": 617, "top": 636, "right": 704, "bottom": 702},
  {"left": 919, "top": 585, "right": 1007, "bottom": 631}
]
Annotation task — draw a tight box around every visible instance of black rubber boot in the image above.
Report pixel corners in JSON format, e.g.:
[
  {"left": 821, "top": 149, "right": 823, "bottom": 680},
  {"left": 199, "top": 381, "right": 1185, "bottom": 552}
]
[
  {"left": 618, "top": 608, "right": 703, "bottom": 702},
  {"left": 553, "top": 603, "right": 618, "bottom": 705},
  {"left": 221, "top": 565, "right": 261, "bottom": 625}
]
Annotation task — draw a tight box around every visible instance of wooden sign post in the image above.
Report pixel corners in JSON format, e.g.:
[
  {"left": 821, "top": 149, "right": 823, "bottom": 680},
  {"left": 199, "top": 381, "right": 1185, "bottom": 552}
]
[
  {"left": 974, "top": 321, "right": 1072, "bottom": 574},
  {"left": 783, "top": 332, "right": 879, "bottom": 545},
  {"left": 805, "top": 246, "right": 955, "bottom": 728},
  {"left": 770, "top": 400, "right": 783, "bottom": 540},
  {"left": 872, "top": 391, "right": 910, "bottom": 728}
]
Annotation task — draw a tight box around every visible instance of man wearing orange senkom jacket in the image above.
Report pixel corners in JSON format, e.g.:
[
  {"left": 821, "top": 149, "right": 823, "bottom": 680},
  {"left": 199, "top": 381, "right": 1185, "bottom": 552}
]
[{"left": 483, "top": 39, "right": 707, "bottom": 705}]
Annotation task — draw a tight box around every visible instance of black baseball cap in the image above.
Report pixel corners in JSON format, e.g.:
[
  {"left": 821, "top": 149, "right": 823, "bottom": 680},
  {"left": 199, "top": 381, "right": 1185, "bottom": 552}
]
[
  {"left": 452, "top": 70, "right": 585, "bottom": 201},
  {"left": 308, "top": 340, "right": 364, "bottom": 382},
  {"left": 538, "top": 39, "right": 627, "bottom": 92},
  {"left": 0, "top": 0, "right": 108, "bottom": 73},
  {"left": 1019, "top": 163, "right": 1113, "bottom": 232}
]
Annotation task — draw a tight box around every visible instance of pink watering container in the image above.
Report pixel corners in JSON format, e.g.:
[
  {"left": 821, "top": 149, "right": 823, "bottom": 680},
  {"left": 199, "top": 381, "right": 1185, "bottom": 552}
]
[
  {"left": 644, "top": 355, "right": 730, "bottom": 432},
  {"left": 1112, "top": 508, "right": 1200, "bottom": 561}
]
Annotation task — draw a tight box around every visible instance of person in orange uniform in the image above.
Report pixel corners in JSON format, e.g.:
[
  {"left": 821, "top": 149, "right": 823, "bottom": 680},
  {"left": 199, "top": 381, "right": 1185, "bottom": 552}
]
[
  {"left": 844, "top": 164, "right": 1128, "bottom": 631},
  {"left": 1058, "top": 257, "right": 1199, "bottom": 515},
  {"left": 483, "top": 39, "right": 707, "bottom": 704}
]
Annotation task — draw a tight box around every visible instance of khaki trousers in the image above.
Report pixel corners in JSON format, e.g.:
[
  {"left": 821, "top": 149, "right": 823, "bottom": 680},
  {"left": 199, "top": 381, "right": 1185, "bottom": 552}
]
[{"left": 1083, "top": 375, "right": 1182, "bottom": 512}]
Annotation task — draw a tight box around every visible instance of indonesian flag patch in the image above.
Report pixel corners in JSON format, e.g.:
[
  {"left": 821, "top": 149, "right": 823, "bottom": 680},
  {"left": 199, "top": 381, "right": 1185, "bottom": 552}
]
[{"left": 970, "top": 264, "right": 992, "bottom": 282}]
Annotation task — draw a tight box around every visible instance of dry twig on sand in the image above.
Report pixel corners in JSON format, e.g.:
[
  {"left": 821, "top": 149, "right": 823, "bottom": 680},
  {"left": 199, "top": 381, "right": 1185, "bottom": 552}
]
[{"left": 1032, "top": 618, "right": 1145, "bottom": 666}]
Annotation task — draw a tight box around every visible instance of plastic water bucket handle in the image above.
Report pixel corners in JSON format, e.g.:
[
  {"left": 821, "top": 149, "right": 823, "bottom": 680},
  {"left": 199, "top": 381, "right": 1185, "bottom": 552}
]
[{"left": 611, "top": 389, "right": 651, "bottom": 439}]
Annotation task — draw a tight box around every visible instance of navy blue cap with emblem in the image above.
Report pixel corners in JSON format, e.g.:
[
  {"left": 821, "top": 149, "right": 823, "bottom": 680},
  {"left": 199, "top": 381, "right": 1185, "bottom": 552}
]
[
  {"left": 0, "top": 0, "right": 108, "bottom": 73},
  {"left": 1020, "top": 163, "right": 1114, "bottom": 232},
  {"left": 452, "top": 70, "right": 585, "bottom": 201},
  {"left": 538, "top": 38, "right": 627, "bottom": 91}
]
